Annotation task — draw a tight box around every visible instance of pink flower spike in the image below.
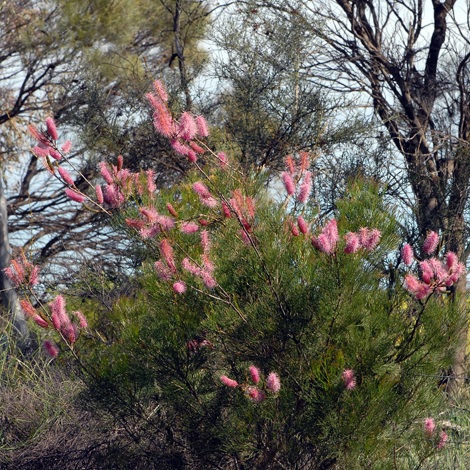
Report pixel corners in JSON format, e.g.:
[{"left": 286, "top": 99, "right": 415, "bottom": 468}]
[
  {"left": 49, "top": 149, "right": 62, "bottom": 160},
  {"left": 222, "top": 202, "right": 231, "bottom": 218},
  {"left": 33, "top": 146, "right": 50, "bottom": 157},
  {"left": 284, "top": 156, "right": 296, "bottom": 176},
  {"left": 20, "top": 300, "right": 36, "bottom": 318},
  {"left": 437, "top": 431, "right": 448, "bottom": 450},
  {"left": 153, "top": 102, "right": 174, "bottom": 138},
  {"left": 201, "top": 196, "right": 218, "bottom": 209},
  {"left": 266, "top": 372, "right": 281, "bottom": 394},
  {"left": 61, "top": 140, "right": 72, "bottom": 154},
  {"left": 423, "top": 231, "right": 439, "bottom": 255},
  {"left": 147, "top": 169, "right": 156, "bottom": 193},
  {"left": 166, "top": 203, "right": 178, "bottom": 218},
  {"left": 362, "top": 228, "right": 381, "bottom": 251},
  {"left": 33, "top": 315, "right": 48, "bottom": 328},
  {"left": 201, "top": 230, "right": 211, "bottom": 252},
  {"left": 190, "top": 142, "right": 205, "bottom": 154},
  {"left": 44, "top": 340, "right": 58, "bottom": 358},
  {"left": 404, "top": 274, "right": 420, "bottom": 293},
  {"left": 193, "top": 182, "right": 212, "bottom": 199},
  {"left": 75, "top": 311, "right": 88, "bottom": 329},
  {"left": 160, "top": 239, "right": 176, "bottom": 273},
  {"left": 154, "top": 260, "right": 173, "bottom": 281},
  {"left": 344, "top": 232, "right": 360, "bottom": 254},
  {"left": 358, "top": 227, "right": 370, "bottom": 248},
  {"left": 181, "top": 222, "right": 199, "bottom": 234},
  {"left": 201, "top": 270, "right": 217, "bottom": 289},
  {"left": 65, "top": 188, "right": 85, "bottom": 203},
  {"left": 282, "top": 172, "right": 296, "bottom": 195},
  {"left": 187, "top": 149, "right": 197, "bottom": 162},
  {"left": 45, "top": 117, "right": 58, "bottom": 140},
  {"left": 217, "top": 152, "right": 228, "bottom": 169},
  {"left": 342, "top": 369, "right": 356, "bottom": 390},
  {"left": 446, "top": 252, "right": 458, "bottom": 270},
  {"left": 324, "top": 219, "right": 339, "bottom": 246},
  {"left": 153, "top": 80, "right": 169, "bottom": 102},
  {"left": 402, "top": 244, "right": 414, "bottom": 265},
  {"left": 298, "top": 172, "right": 312, "bottom": 204},
  {"left": 173, "top": 281, "right": 186, "bottom": 294},
  {"left": 220, "top": 375, "right": 238, "bottom": 388},
  {"left": 51, "top": 313, "right": 61, "bottom": 329},
  {"left": 178, "top": 112, "right": 197, "bottom": 141},
  {"left": 249, "top": 366, "right": 260, "bottom": 384},
  {"left": 196, "top": 115, "right": 210, "bottom": 137},
  {"left": 415, "top": 283, "right": 432, "bottom": 300},
  {"left": 291, "top": 220, "right": 299, "bottom": 236},
  {"left": 58, "top": 167, "right": 74, "bottom": 185},
  {"left": 95, "top": 185, "right": 104, "bottom": 204},
  {"left": 247, "top": 387, "right": 266, "bottom": 403},
  {"left": 424, "top": 418, "right": 435, "bottom": 437},
  {"left": 103, "top": 184, "right": 124, "bottom": 208},
  {"left": 182, "top": 258, "right": 201, "bottom": 277},
  {"left": 100, "top": 162, "right": 114, "bottom": 184},
  {"left": 313, "top": 234, "right": 332, "bottom": 254},
  {"left": 297, "top": 216, "right": 308, "bottom": 235},
  {"left": 28, "top": 125, "right": 50, "bottom": 147}
]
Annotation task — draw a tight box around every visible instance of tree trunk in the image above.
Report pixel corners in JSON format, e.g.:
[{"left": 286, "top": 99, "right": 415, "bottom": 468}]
[{"left": 0, "top": 174, "right": 31, "bottom": 354}]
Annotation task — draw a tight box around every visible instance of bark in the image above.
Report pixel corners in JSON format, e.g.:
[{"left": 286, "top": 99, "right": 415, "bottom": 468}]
[{"left": 0, "top": 175, "right": 32, "bottom": 354}]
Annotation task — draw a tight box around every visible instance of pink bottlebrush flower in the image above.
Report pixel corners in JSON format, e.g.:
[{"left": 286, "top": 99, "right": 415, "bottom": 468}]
[
  {"left": 32, "top": 146, "right": 50, "bottom": 157},
  {"left": 146, "top": 92, "right": 161, "bottom": 110},
  {"left": 229, "top": 195, "right": 243, "bottom": 218},
  {"left": 312, "top": 234, "right": 332, "bottom": 254},
  {"left": 222, "top": 202, "right": 231, "bottom": 218},
  {"left": 153, "top": 102, "right": 174, "bottom": 138},
  {"left": 245, "top": 197, "right": 256, "bottom": 219},
  {"left": 446, "top": 252, "right": 458, "bottom": 270},
  {"left": 65, "top": 188, "right": 85, "bottom": 203},
  {"left": 404, "top": 274, "right": 420, "bottom": 293},
  {"left": 28, "top": 125, "right": 50, "bottom": 147},
  {"left": 177, "top": 112, "right": 197, "bottom": 141},
  {"left": 173, "top": 281, "right": 186, "bottom": 294},
  {"left": 437, "top": 431, "right": 448, "bottom": 450},
  {"left": 196, "top": 115, "right": 210, "bottom": 137},
  {"left": 249, "top": 366, "right": 260, "bottom": 384},
  {"left": 202, "top": 254, "right": 215, "bottom": 274},
  {"left": 155, "top": 260, "right": 173, "bottom": 281},
  {"left": 153, "top": 80, "right": 169, "bottom": 101},
  {"left": 45, "top": 117, "right": 58, "bottom": 140},
  {"left": 247, "top": 387, "right": 266, "bottom": 403},
  {"left": 297, "top": 216, "right": 308, "bottom": 235},
  {"left": 402, "top": 244, "right": 414, "bottom": 265},
  {"left": 342, "top": 369, "right": 356, "bottom": 390},
  {"left": 423, "top": 231, "right": 439, "bottom": 255},
  {"left": 324, "top": 219, "right": 339, "bottom": 246},
  {"left": 74, "top": 311, "right": 88, "bottom": 329},
  {"left": 44, "top": 340, "right": 58, "bottom": 358},
  {"left": 422, "top": 272, "right": 432, "bottom": 285},
  {"left": 103, "top": 184, "right": 124, "bottom": 208},
  {"left": 51, "top": 313, "right": 61, "bottom": 329},
  {"left": 201, "top": 270, "right": 217, "bottom": 289},
  {"left": 281, "top": 172, "right": 296, "bottom": 195},
  {"left": 424, "top": 418, "right": 435, "bottom": 437},
  {"left": 284, "top": 155, "right": 296, "bottom": 176},
  {"left": 58, "top": 166, "right": 74, "bottom": 185},
  {"left": 266, "top": 372, "right": 281, "bottom": 394},
  {"left": 49, "top": 149, "right": 62, "bottom": 160},
  {"left": 140, "top": 206, "right": 159, "bottom": 222},
  {"left": 140, "top": 225, "right": 160, "bottom": 239},
  {"left": 217, "top": 152, "right": 228, "bottom": 169},
  {"left": 291, "top": 220, "right": 299, "bottom": 236},
  {"left": 158, "top": 214, "right": 177, "bottom": 231},
  {"left": 358, "top": 227, "right": 370, "bottom": 248},
  {"left": 298, "top": 172, "right": 312, "bottom": 204},
  {"left": 299, "top": 151, "right": 310, "bottom": 173},
  {"left": 201, "top": 196, "right": 218, "bottom": 209},
  {"left": 344, "top": 232, "right": 360, "bottom": 254},
  {"left": 95, "top": 185, "right": 104, "bottom": 204},
  {"left": 4, "top": 267, "right": 22, "bottom": 287},
  {"left": 239, "top": 229, "right": 251, "bottom": 245},
  {"left": 181, "top": 222, "right": 199, "bottom": 234},
  {"left": 429, "top": 258, "right": 444, "bottom": 277},
  {"left": 182, "top": 258, "right": 202, "bottom": 277},
  {"left": 125, "top": 218, "right": 145, "bottom": 230},
  {"left": 33, "top": 315, "right": 48, "bottom": 328},
  {"left": 61, "top": 140, "right": 72, "bottom": 154},
  {"left": 364, "top": 229, "right": 381, "bottom": 251},
  {"left": 100, "top": 162, "right": 114, "bottom": 184},
  {"left": 147, "top": 169, "right": 156, "bottom": 193},
  {"left": 190, "top": 142, "right": 205, "bottom": 153},
  {"left": 199, "top": 218, "right": 209, "bottom": 226},
  {"left": 451, "top": 262, "right": 465, "bottom": 282},
  {"left": 220, "top": 375, "right": 238, "bottom": 388},
  {"left": 30, "top": 265, "right": 39, "bottom": 285},
  {"left": 193, "top": 182, "right": 212, "bottom": 199},
  {"left": 187, "top": 149, "right": 197, "bottom": 162},
  {"left": 20, "top": 300, "right": 36, "bottom": 318},
  {"left": 160, "top": 239, "right": 176, "bottom": 273},
  {"left": 420, "top": 260, "right": 434, "bottom": 278},
  {"left": 166, "top": 203, "right": 178, "bottom": 218},
  {"left": 201, "top": 230, "right": 211, "bottom": 253}
]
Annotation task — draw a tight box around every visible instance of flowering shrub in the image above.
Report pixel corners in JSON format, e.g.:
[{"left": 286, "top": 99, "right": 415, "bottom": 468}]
[{"left": 7, "top": 81, "right": 466, "bottom": 469}]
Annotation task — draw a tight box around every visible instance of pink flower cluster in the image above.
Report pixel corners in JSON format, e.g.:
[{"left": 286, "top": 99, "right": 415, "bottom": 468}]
[
  {"left": 311, "top": 219, "right": 339, "bottom": 254},
  {"left": 29, "top": 117, "right": 72, "bottom": 164},
  {"left": 423, "top": 418, "right": 448, "bottom": 450},
  {"left": 193, "top": 182, "right": 218, "bottom": 208},
  {"left": 220, "top": 366, "right": 281, "bottom": 403},
  {"left": 4, "top": 253, "right": 40, "bottom": 287},
  {"left": 147, "top": 80, "right": 209, "bottom": 163},
  {"left": 343, "top": 227, "right": 382, "bottom": 254},
  {"left": 281, "top": 153, "right": 312, "bottom": 204},
  {"left": 404, "top": 233, "right": 465, "bottom": 299},
  {"left": 342, "top": 369, "right": 356, "bottom": 390}
]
